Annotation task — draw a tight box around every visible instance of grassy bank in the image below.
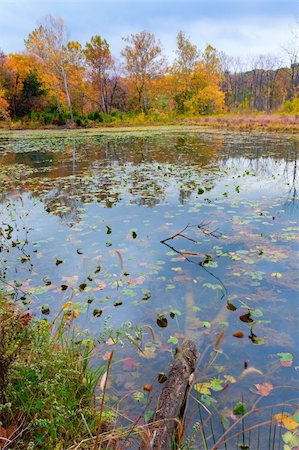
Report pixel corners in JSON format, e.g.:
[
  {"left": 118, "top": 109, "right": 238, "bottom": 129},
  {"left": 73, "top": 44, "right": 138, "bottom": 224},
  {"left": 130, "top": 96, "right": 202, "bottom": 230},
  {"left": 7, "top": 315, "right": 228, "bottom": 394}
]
[
  {"left": 0, "top": 297, "right": 109, "bottom": 449},
  {"left": 1, "top": 112, "right": 298, "bottom": 133}
]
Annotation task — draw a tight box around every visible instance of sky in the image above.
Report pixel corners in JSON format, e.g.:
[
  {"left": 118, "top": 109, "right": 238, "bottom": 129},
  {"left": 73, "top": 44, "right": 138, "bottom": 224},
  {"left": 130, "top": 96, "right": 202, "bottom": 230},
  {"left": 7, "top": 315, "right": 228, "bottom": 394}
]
[{"left": 0, "top": 0, "right": 298, "bottom": 64}]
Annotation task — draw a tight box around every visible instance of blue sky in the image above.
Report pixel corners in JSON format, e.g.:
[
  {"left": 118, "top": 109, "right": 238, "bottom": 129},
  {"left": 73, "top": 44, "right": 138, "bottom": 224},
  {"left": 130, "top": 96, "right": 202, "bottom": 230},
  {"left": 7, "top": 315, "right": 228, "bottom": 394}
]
[{"left": 0, "top": 0, "right": 297, "bottom": 62}]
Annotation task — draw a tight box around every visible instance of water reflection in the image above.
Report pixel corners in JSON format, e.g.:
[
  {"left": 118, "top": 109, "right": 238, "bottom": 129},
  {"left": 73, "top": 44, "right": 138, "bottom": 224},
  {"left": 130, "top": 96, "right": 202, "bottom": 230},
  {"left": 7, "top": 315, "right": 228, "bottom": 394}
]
[{"left": 0, "top": 130, "right": 298, "bottom": 444}]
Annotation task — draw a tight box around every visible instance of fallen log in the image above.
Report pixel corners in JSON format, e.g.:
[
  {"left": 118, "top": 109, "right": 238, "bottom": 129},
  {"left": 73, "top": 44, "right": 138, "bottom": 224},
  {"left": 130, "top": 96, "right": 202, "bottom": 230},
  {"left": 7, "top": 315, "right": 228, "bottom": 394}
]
[{"left": 150, "top": 340, "right": 198, "bottom": 449}]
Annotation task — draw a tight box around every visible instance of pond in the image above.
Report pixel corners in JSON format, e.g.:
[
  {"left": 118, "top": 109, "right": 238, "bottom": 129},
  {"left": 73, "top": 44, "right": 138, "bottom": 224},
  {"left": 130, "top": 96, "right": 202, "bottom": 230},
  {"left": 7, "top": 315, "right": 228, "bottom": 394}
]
[{"left": 0, "top": 128, "right": 298, "bottom": 448}]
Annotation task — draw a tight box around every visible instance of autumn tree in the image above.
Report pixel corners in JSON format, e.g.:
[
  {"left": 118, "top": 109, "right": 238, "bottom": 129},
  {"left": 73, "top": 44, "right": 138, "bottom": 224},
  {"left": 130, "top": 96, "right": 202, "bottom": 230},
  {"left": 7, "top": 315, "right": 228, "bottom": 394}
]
[
  {"left": 0, "top": 50, "right": 7, "bottom": 86},
  {"left": 176, "top": 31, "right": 199, "bottom": 72},
  {"left": 0, "top": 88, "right": 11, "bottom": 128},
  {"left": 121, "top": 31, "right": 166, "bottom": 111},
  {"left": 170, "top": 32, "right": 198, "bottom": 111},
  {"left": 25, "top": 15, "right": 75, "bottom": 123},
  {"left": 172, "top": 43, "right": 225, "bottom": 114},
  {"left": 3, "top": 53, "right": 49, "bottom": 118},
  {"left": 84, "top": 35, "right": 114, "bottom": 113},
  {"left": 190, "top": 45, "right": 225, "bottom": 113},
  {"left": 0, "top": 51, "right": 10, "bottom": 126},
  {"left": 65, "top": 40, "right": 87, "bottom": 115}
]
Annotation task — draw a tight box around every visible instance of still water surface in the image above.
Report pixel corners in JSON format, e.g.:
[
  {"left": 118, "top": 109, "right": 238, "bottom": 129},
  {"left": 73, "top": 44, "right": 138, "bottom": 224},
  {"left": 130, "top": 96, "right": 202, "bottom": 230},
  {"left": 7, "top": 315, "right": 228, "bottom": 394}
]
[{"left": 0, "top": 129, "right": 298, "bottom": 446}]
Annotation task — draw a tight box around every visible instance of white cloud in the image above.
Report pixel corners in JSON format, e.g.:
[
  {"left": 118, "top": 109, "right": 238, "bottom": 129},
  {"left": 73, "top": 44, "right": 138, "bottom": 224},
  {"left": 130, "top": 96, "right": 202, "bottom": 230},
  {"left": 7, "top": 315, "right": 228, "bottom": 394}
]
[{"left": 0, "top": 0, "right": 297, "bottom": 62}]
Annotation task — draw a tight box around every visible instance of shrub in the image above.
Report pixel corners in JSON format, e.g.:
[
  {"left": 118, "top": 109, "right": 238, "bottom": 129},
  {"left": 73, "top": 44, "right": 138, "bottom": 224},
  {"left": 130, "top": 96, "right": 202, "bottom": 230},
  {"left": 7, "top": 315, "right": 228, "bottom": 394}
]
[
  {"left": 42, "top": 112, "right": 54, "bottom": 125},
  {"left": 281, "top": 98, "right": 299, "bottom": 113},
  {"left": 88, "top": 110, "right": 104, "bottom": 122},
  {"left": 56, "top": 112, "right": 67, "bottom": 126}
]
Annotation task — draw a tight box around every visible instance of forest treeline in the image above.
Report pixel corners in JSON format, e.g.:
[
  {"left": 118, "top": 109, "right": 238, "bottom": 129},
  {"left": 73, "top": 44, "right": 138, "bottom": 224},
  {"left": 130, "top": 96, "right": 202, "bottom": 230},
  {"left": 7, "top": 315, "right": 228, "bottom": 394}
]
[{"left": 0, "top": 15, "right": 298, "bottom": 127}]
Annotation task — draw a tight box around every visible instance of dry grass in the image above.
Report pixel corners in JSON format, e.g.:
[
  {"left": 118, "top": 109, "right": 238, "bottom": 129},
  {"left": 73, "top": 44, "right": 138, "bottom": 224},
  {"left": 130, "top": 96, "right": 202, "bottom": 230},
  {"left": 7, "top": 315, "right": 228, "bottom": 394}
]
[
  {"left": 0, "top": 112, "right": 298, "bottom": 133},
  {"left": 179, "top": 113, "right": 299, "bottom": 132}
]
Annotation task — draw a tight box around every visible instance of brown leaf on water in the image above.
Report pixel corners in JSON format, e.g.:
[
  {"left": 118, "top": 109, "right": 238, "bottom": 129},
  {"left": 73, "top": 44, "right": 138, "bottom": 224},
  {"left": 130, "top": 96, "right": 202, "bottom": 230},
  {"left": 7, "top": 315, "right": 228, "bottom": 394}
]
[
  {"left": 157, "top": 372, "right": 167, "bottom": 383},
  {"left": 227, "top": 302, "right": 237, "bottom": 311},
  {"left": 240, "top": 313, "right": 253, "bottom": 323},
  {"left": 232, "top": 330, "right": 245, "bottom": 338},
  {"left": 157, "top": 315, "right": 168, "bottom": 328},
  {"left": 143, "top": 384, "right": 153, "bottom": 392},
  {"left": 102, "top": 351, "right": 113, "bottom": 361},
  {"left": 93, "top": 309, "right": 102, "bottom": 317}
]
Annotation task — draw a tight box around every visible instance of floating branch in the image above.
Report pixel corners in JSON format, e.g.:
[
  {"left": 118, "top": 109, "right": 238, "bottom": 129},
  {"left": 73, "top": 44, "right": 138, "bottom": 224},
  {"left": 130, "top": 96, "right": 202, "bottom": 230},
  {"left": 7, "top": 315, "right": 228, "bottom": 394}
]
[{"left": 160, "top": 223, "right": 226, "bottom": 298}]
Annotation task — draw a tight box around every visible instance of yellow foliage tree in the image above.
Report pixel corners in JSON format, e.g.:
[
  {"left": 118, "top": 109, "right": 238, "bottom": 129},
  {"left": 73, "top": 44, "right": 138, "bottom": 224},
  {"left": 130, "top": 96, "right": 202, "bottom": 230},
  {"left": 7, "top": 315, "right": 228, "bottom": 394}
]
[
  {"left": 184, "top": 45, "right": 225, "bottom": 114},
  {"left": 170, "top": 39, "right": 225, "bottom": 114},
  {"left": 0, "top": 88, "right": 11, "bottom": 128},
  {"left": 185, "top": 84, "right": 225, "bottom": 114}
]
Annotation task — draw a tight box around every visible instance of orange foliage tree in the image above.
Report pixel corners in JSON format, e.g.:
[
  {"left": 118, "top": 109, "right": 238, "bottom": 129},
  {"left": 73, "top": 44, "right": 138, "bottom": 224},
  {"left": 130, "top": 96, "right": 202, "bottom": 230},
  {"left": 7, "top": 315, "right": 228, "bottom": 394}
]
[
  {"left": 0, "top": 88, "right": 11, "bottom": 127},
  {"left": 4, "top": 53, "right": 50, "bottom": 117},
  {"left": 121, "top": 31, "right": 166, "bottom": 112}
]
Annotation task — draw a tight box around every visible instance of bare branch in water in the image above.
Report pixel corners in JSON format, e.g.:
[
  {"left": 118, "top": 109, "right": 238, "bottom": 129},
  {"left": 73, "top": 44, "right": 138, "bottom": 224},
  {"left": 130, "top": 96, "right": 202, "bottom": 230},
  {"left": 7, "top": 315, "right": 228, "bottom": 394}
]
[{"left": 160, "top": 223, "right": 226, "bottom": 298}]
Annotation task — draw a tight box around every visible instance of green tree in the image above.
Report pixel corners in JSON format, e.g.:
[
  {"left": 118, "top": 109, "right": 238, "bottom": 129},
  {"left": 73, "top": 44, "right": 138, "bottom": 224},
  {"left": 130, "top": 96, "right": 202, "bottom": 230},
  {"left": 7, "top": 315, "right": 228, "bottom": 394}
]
[{"left": 16, "top": 70, "right": 47, "bottom": 116}]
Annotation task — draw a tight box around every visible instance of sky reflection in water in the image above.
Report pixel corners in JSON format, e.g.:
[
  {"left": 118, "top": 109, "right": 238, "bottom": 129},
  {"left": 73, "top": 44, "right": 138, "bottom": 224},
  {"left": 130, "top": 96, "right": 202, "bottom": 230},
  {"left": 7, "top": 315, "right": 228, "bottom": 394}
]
[{"left": 0, "top": 130, "right": 298, "bottom": 442}]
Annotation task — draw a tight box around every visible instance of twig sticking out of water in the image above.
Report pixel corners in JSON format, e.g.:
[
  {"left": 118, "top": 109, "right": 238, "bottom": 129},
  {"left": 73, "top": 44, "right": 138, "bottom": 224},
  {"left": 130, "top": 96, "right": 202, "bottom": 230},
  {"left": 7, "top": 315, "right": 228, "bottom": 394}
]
[{"left": 160, "top": 223, "right": 226, "bottom": 298}]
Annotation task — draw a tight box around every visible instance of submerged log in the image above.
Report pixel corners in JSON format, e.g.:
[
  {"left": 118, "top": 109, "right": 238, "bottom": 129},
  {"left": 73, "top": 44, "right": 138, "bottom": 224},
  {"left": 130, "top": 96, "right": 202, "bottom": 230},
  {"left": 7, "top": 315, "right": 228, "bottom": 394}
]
[{"left": 150, "top": 340, "right": 198, "bottom": 449}]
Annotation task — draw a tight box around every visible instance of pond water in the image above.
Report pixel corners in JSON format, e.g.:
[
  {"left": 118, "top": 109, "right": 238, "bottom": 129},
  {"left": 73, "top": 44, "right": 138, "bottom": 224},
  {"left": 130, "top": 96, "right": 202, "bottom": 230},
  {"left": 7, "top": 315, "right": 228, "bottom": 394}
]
[{"left": 0, "top": 129, "right": 298, "bottom": 448}]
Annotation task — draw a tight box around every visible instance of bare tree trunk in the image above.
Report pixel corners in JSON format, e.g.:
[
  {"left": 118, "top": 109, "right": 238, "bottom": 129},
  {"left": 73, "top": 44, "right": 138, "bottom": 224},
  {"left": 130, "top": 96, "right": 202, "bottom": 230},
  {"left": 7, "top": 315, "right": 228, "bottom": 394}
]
[
  {"left": 101, "top": 92, "right": 107, "bottom": 114},
  {"left": 61, "top": 64, "right": 74, "bottom": 124},
  {"left": 143, "top": 92, "right": 148, "bottom": 112},
  {"left": 53, "top": 85, "right": 62, "bottom": 113}
]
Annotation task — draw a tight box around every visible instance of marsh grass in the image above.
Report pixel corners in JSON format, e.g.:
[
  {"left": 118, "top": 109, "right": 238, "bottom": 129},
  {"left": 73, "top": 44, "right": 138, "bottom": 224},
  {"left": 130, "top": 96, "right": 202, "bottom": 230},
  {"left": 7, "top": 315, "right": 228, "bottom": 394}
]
[{"left": 0, "top": 296, "right": 107, "bottom": 449}]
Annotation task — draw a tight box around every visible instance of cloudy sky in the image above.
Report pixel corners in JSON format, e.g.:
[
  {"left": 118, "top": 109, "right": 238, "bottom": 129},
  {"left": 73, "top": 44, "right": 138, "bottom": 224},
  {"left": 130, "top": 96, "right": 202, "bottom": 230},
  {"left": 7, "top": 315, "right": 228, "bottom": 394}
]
[{"left": 0, "top": 0, "right": 297, "bottom": 63}]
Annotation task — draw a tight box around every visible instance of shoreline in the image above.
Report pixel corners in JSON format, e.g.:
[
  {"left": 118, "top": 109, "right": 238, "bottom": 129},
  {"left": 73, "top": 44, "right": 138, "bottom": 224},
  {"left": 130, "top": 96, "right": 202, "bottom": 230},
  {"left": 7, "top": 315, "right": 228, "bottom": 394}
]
[{"left": 0, "top": 113, "right": 298, "bottom": 134}]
